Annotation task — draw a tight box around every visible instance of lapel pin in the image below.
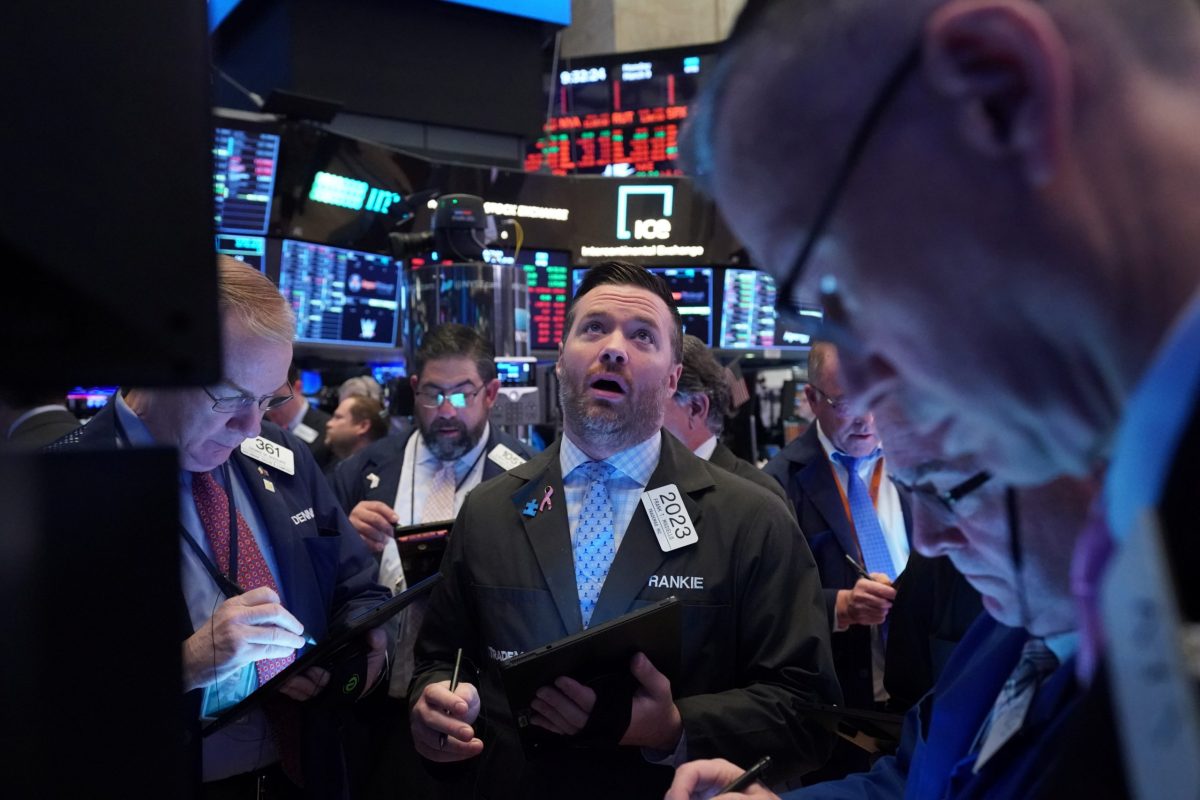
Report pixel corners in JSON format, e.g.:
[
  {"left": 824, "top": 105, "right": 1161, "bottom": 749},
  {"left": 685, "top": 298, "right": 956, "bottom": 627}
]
[
  {"left": 263, "top": 479, "right": 276, "bottom": 493},
  {"left": 538, "top": 485, "right": 554, "bottom": 513},
  {"left": 256, "top": 465, "right": 268, "bottom": 476},
  {"left": 367, "top": 472, "right": 380, "bottom": 490},
  {"left": 522, "top": 499, "right": 538, "bottom": 518}
]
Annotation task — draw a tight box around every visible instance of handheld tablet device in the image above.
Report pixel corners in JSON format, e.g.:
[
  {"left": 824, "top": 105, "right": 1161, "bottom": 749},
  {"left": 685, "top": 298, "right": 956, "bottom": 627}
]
[
  {"left": 201, "top": 572, "right": 442, "bottom": 736},
  {"left": 498, "top": 596, "right": 681, "bottom": 755}
]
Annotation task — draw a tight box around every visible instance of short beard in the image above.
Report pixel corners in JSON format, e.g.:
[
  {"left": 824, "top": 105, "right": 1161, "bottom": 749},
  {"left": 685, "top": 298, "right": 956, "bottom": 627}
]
[
  {"left": 420, "top": 417, "right": 486, "bottom": 461},
  {"left": 559, "top": 370, "right": 668, "bottom": 453}
]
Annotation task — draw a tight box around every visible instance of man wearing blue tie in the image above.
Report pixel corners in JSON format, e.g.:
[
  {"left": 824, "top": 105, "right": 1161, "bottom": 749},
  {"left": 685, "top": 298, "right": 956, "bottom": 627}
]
[
  {"left": 408, "top": 261, "right": 840, "bottom": 799},
  {"left": 764, "top": 342, "right": 911, "bottom": 778}
]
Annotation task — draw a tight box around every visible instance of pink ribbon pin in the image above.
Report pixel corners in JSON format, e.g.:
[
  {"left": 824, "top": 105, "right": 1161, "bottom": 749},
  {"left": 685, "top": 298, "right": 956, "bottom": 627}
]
[{"left": 538, "top": 485, "right": 554, "bottom": 512}]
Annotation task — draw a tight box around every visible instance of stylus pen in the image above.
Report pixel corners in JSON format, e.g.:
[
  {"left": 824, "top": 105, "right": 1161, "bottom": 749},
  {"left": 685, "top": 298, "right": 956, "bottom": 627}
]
[
  {"left": 226, "top": 578, "right": 319, "bottom": 646},
  {"left": 439, "top": 647, "right": 464, "bottom": 749},
  {"left": 715, "top": 755, "right": 771, "bottom": 795}
]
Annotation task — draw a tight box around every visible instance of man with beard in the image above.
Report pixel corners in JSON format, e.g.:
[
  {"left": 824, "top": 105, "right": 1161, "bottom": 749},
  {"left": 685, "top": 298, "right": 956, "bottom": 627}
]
[
  {"left": 333, "top": 322, "right": 533, "bottom": 695},
  {"left": 409, "top": 261, "right": 840, "bottom": 799},
  {"left": 333, "top": 323, "right": 533, "bottom": 798}
]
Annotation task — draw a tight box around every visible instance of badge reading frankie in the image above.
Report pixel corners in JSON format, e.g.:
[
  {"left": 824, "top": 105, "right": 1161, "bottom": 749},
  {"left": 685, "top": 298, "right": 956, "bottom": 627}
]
[
  {"left": 240, "top": 436, "right": 295, "bottom": 475},
  {"left": 641, "top": 484, "right": 699, "bottom": 553}
]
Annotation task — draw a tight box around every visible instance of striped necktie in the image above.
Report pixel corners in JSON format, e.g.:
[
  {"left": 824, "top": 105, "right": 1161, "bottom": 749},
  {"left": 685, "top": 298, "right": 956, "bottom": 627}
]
[{"left": 973, "top": 637, "right": 1059, "bottom": 771}]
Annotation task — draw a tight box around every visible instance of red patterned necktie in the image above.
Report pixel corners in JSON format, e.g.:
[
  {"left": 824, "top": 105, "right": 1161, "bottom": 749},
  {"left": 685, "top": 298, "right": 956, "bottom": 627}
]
[{"left": 192, "top": 469, "right": 295, "bottom": 683}]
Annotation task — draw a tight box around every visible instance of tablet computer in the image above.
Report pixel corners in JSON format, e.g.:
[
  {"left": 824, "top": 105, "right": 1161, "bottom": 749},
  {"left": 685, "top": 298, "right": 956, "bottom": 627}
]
[
  {"left": 201, "top": 572, "right": 442, "bottom": 736},
  {"left": 394, "top": 519, "right": 453, "bottom": 583},
  {"left": 498, "top": 596, "right": 681, "bottom": 755}
]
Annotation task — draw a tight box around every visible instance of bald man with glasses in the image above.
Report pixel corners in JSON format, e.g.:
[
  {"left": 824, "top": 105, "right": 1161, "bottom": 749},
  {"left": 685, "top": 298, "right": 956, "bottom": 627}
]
[{"left": 763, "top": 342, "right": 911, "bottom": 780}]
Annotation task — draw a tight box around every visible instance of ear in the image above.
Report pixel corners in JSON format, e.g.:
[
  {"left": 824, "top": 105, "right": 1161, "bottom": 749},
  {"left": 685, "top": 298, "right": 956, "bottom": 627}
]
[
  {"left": 481, "top": 378, "right": 501, "bottom": 408},
  {"left": 409, "top": 374, "right": 420, "bottom": 392},
  {"left": 666, "top": 363, "right": 683, "bottom": 395},
  {"left": 690, "top": 393, "right": 710, "bottom": 428},
  {"left": 923, "top": 0, "right": 1071, "bottom": 186}
]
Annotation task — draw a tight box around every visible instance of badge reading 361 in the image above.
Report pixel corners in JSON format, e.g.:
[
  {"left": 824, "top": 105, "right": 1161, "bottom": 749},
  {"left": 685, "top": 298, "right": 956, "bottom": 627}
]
[{"left": 641, "top": 484, "right": 699, "bottom": 553}]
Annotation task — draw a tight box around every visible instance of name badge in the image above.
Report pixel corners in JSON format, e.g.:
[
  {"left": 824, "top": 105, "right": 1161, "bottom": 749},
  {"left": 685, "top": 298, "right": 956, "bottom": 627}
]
[
  {"left": 293, "top": 422, "right": 319, "bottom": 444},
  {"left": 240, "top": 436, "right": 295, "bottom": 475},
  {"left": 641, "top": 484, "right": 699, "bottom": 553},
  {"left": 488, "top": 443, "right": 527, "bottom": 471}
]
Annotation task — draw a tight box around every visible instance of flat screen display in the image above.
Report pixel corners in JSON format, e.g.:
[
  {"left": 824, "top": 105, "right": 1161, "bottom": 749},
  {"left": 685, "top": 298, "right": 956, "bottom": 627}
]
[
  {"left": 213, "top": 126, "right": 280, "bottom": 235},
  {"left": 719, "top": 268, "right": 821, "bottom": 351},
  {"left": 278, "top": 240, "right": 401, "bottom": 349},
  {"left": 484, "top": 247, "right": 571, "bottom": 350},
  {"left": 215, "top": 234, "right": 267, "bottom": 271},
  {"left": 571, "top": 266, "right": 713, "bottom": 345}
]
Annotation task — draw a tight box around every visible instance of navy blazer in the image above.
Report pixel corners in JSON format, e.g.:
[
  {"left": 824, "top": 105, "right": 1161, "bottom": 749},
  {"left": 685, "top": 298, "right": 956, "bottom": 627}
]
[
  {"left": 55, "top": 399, "right": 390, "bottom": 794},
  {"left": 788, "top": 614, "right": 1082, "bottom": 800},
  {"left": 763, "top": 425, "right": 912, "bottom": 709},
  {"left": 329, "top": 425, "right": 534, "bottom": 515}
]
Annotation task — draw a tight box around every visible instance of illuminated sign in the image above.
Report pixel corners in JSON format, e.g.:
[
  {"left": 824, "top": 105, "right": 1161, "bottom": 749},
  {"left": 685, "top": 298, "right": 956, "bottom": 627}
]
[
  {"left": 560, "top": 67, "right": 607, "bottom": 86},
  {"left": 616, "top": 184, "right": 673, "bottom": 240},
  {"left": 621, "top": 61, "right": 653, "bottom": 81},
  {"left": 309, "top": 171, "right": 401, "bottom": 213}
]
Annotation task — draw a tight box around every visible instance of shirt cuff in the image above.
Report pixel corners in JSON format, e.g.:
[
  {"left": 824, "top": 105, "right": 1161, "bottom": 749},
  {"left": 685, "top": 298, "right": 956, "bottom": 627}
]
[{"left": 642, "top": 731, "right": 687, "bottom": 767}]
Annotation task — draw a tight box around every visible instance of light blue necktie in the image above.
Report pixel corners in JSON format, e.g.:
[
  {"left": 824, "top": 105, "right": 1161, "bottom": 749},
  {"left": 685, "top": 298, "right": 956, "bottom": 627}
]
[
  {"left": 573, "top": 461, "right": 616, "bottom": 629},
  {"left": 832, "top": 451, "right": 896, "bottom": 581}
]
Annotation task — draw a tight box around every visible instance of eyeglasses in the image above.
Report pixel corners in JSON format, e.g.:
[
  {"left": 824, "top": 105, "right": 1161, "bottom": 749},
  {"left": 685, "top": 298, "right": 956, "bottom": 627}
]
[
  {"left": 203, "top": 385, "right": 294, "bottom": 414},
  {"left": 415, "top": 384, "right": 484, "bottom": 409},
  {"left": 900, "top": 470, "right": 993, "bottom": 516},
  {"left": 807, "top": 384, "right": 852, "bottom": 416},
  {"left": 775, "top": 42, "right": 922, "bottom": 337}
]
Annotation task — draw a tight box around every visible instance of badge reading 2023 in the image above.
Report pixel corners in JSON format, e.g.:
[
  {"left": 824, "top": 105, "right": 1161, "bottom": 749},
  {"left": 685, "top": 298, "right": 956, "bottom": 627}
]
[{"left": 641, "top": 484, "right": 699, "bottom": 553}]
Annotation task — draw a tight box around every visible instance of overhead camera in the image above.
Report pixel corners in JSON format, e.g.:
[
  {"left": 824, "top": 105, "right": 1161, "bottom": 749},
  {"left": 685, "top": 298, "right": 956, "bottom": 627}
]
[{"left": 389, "top": 193, "right": 506, "bottom": 262}]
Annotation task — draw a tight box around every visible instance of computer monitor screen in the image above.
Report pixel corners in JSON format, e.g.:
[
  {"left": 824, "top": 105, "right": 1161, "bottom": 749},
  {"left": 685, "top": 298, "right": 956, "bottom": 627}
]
[
  {"left": 215, "top": 234, "right": 267, "bottom": 271},
  {"left": 494, "top": 357, "right": 537, "bottom": 387},
  {"left": 483, "top": 247, "right": 571, "bottom": 349},
  {"left": 213, "top": 126, "right": 280, "bottom": 235},
  {"left": 278, "top": 240, "right": 401, "bottom": 348},
  {"left": 370, "top": 362, "right": 407, "bottom": 384},
  {"left": 571, "top": 266, "right": 713, "bottom": 345},
  {"left": 719, "top": 268, "right": 821, "bottom": 350}
]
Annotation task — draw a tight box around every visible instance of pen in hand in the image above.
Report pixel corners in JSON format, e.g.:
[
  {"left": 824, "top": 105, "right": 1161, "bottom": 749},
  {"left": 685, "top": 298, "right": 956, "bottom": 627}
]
[
  {"left": 438, "top": 647, "right": 464, "bottom": 749},
  {"left": 844, "top": 553, "right": 872, "bottom": 581},
  {"left": 715, "top": 755, "right": 772, "bottom": 795}
]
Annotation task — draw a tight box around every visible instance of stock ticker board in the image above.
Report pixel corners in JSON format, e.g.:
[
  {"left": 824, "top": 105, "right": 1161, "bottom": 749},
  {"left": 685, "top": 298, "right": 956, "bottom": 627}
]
[{"left": 525, "top": 49, "right": 714, "bottom": 177}]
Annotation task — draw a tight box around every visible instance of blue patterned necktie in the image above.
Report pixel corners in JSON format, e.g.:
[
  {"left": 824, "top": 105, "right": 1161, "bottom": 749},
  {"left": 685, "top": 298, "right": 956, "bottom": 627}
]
[
  {"left": 972, "top": 638, "right": 1059, "bottom": 771},
  {"left": 832, "top": 451, "right": 896, "bottom": 580},
  {"left": 573, "top": 460, "right": 616, "bottom": 629}
]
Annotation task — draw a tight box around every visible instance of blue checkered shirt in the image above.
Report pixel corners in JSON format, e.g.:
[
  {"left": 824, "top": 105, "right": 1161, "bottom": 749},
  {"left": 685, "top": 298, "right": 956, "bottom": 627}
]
[{"left": 560, "top": 432, "right": 661, "bottom": 551}]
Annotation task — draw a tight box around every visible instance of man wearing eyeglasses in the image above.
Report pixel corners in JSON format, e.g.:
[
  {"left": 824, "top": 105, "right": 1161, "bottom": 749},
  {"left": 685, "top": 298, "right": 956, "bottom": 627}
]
[
  {"left": 330, "top": 323, "right": 532, "bottom": 795},
  {"left": 686, "top": 0, "right": 1200, "bottom": 794},
  {"left": 50, "top": 257, "right": 391, "bottom": 797},
  {"left": 762, "top": 341, "right": 910, "bottom": 780}
]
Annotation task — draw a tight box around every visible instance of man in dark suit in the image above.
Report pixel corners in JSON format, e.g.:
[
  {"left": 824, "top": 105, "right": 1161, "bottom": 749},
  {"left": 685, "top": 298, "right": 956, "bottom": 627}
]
[
  {"left": 409, "top": 262, "right": 839, "bottom": 799},
  {"left": 662, "top": 334, "right": 792, "bottom": 514},
  {"left": 764, "top": 342, "right": 909, "bottom": 781},
  {"left": 331, "top": 323, "right": 533, "bottom": 800},
  {"left": 0, "top": 391, "right": 80, "bottom": 449},
  {"left": 265, "top": 363, "right": 334, "bottom": 471},
  {"left": 666, "top": 459, "right": 1098, "bottom": 800},
  {"left": 50, "top": 257, "right": 390, "bottom": 797}
]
